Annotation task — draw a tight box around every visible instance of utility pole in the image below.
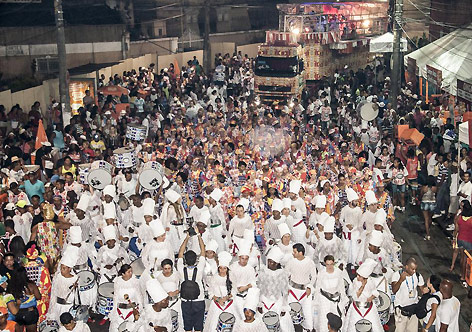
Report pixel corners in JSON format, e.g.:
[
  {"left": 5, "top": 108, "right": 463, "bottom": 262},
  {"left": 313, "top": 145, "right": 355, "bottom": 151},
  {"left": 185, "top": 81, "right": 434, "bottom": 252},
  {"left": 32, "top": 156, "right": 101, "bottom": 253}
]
[
  {"left": 391, "top": 0, "right": 403, "bottom": 111},
  {"left": 54, "top": 0, "right": 71, "bottom": 125},
  {"left": 203, "top": 0, "right": 211, "bottom": 74}
]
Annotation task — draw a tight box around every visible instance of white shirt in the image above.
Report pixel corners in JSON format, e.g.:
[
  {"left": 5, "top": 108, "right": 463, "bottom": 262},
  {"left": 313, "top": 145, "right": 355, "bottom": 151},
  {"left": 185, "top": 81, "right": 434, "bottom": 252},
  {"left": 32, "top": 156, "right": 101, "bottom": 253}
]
[
  {"left": 435, "top": 296, "right": 460, "bottom": 332},
  {"left": 285, "top": 256, "right": 317, "bottom": 289},
  {"left": 391, "top": 271, "right": 424, "bottom": 307},
  {"left": 458, "top": 180, "right": 472, "bottom": 203}
]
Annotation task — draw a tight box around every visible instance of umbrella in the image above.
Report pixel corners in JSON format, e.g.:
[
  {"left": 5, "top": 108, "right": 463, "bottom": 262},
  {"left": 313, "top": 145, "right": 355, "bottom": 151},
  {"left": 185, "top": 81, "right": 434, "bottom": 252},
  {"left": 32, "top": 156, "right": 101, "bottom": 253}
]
[{"left": 98, "top": 85, "right": 129, "bottom": 96}]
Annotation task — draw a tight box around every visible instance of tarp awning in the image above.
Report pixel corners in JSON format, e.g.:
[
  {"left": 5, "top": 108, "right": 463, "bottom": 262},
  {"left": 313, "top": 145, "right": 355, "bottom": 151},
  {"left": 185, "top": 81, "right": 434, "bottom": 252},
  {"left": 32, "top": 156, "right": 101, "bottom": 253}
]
[
  {"left": 369, "top": 32, "right": 407, "bottom": 53},
  {"left": 98, "top": 85, "right": 129, "bottom": 96}
]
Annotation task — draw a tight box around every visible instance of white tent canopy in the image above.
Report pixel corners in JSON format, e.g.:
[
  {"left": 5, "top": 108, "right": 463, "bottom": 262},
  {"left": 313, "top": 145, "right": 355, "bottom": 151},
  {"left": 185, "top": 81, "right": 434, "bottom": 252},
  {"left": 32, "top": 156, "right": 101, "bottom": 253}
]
[
  {"left": 370, "top": 32, "right": 407, "bottom": 53},
  {"left": 404, "top": 24, "right": 472, "bottom": 95}
]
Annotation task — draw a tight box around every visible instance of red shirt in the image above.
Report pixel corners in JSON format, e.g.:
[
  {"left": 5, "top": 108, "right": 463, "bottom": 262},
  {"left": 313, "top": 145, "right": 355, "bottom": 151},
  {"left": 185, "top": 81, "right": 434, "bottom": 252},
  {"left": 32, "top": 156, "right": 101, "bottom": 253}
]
[{"left": 458, "top": 215, "right": 472, "bottom": 243}]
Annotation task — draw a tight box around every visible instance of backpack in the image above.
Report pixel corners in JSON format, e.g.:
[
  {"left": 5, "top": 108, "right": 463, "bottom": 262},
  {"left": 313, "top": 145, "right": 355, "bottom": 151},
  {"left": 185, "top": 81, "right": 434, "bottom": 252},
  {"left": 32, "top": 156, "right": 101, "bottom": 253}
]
[
  {"left": 180, "top": 267, "right": 200, "bottom": 300},
  {"left": 400, "top": 292, "right": 441, "bottom": 319}
]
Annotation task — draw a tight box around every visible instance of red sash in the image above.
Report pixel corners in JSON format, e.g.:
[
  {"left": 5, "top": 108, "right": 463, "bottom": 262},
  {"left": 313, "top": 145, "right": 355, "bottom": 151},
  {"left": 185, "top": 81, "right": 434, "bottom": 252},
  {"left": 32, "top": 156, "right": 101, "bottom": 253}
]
[
  {"left": 353, "top": 302, "right": 373, "bottom": 318},
  {"left": 117, "top": 307, "right": 134, "bottom": 321},
  {"left": 288, "top": 289, "right": 307, "bottom": 302},
  {"left": 215, "top": 300, "right": 233, "bottom": 311},
  {"left": 263, "top": 302, "right": 275, "bottom": 310},
  {"left": 343, "top": 232, "right": 352, "bottom": 240},
  {"left": 293, "top": 219, "right": 304, "bottom": 227}
]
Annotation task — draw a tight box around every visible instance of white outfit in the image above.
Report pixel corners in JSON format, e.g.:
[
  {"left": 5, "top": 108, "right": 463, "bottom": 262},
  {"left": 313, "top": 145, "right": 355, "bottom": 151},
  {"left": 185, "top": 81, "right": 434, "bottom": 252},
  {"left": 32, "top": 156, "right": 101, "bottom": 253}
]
[
  {"left": 229, "top": 262, "right": 257, "bottom": 320},
  {"left": 96, "top": 245, "right": 130, "bottom": 284},
  {"left": 48, "top": 273, "right": 79, "bottom": 322},
  {"left": 228, "top": 215, "right": 254, "bottom": 255},
  {"left": 232, "top": 316, "right": 269, "bottom": 332},
  {"left": 160, "top": 202, "right": 187, "bottom": 254},
  {"left": 58, "top": 321, "right": 91, "bottom": 332},
  {"left": 209, "top": 202, "right": 227, "bottom": 252},
  {"left": 140, "top": 239, "right": 174, "bottom": 270},
  {"left": 339, "top": 204, "right": 363, "bottom": 265},
  {"left": 109, "top": 276, "right": 143, "bottom": 332},
  {"left": 136, "top": 306, "right": 173, "bottom": 332},
  {"left": 203, "top": 274, "right": 237, "bottom": 332}
]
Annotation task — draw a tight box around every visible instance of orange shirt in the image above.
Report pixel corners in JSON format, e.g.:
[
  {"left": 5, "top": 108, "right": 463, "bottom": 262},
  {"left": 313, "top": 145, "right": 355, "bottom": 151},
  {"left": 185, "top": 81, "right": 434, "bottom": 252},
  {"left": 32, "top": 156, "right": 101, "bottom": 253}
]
[{"left": 1, "top": 320, "right": 17, "bottom": 332}]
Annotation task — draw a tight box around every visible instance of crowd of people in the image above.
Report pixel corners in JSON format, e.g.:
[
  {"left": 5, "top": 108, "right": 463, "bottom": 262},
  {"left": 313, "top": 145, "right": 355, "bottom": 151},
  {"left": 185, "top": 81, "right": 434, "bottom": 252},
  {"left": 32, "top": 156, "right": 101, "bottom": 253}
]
[{"left": 0, "top": 50, "right": 467, "bottom": 332}]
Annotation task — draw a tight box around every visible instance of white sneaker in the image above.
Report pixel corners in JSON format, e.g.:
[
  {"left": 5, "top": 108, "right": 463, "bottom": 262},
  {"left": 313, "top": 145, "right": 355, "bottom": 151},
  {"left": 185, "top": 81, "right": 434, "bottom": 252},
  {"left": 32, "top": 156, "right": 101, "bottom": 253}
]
[
  {"left": 446, "top": 224, "right": 455, "bottom": 231},
  {"left": 432, "top": 214, "right": 442, "bottom": 219}
]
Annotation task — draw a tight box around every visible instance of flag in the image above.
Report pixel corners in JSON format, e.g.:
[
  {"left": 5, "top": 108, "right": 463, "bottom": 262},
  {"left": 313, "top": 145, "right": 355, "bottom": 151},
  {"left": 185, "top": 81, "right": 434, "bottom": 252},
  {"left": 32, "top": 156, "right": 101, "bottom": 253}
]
[
  {"left": 35, "top": 119, "right": 48, "bottom": 150},
  {"left": 173, "top": 58, "right": 180, "bottom": 76}
]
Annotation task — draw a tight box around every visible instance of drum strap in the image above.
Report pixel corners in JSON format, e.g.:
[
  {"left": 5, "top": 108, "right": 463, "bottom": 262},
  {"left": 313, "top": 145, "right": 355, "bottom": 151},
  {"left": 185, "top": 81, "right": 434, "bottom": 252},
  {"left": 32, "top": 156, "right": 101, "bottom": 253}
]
[
  {"left": 293, "top": 219, "right": 304, "bottom": 227},
  {"left": 353, "top": 302, "right": 373, "bottom": 318},
  {"left": 288, "top": 290, "right": 307, "bottom": 302},
  {"left": 215, "top": 300, "right": 233, "bottom": 311},
  {"left": 343, "top": 232, "right": 352, "bottom": 240},
  {"left": 262, "top": 302, "right": 275, "bottom": 310},
  {"left": 232, "top": 242, "right": 239, "bottom": 256},
  {"left": 117, "top": 307, "right": 134, "bottom": 321}
]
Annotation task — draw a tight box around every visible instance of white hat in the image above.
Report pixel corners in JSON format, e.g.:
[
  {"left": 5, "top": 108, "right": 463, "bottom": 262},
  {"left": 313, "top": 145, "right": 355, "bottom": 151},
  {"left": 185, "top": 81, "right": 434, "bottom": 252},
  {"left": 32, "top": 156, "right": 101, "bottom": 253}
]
[
  {"left": 238, "top": 198, "right": 250, "bottom": 212},
  {"left": 5, "top": 203, "right": 15, "bottom": 211},
  {"left": 103, "top": 184, "right": 116, "bottom": 198},
  {"left": 315, "top": 195, "right": 327, "bottom": 209},
  {"left": 146, "top": 279, "right": 168, "bottom": 303},
  {"left": 272, "top": 199, "right": 284, "bottom": 212},
  {"left": 366, "top": 96, "right": 373, "bottom": 102},
  {"left": 76, "top": 194, "right": 91, "bottom": 212},
  {"left": 150, "top": 220, "right": 165, "bottom": 237},
  {"left": 282, "top": 198, "right": 292, "bottom": 209},
  {"left": 267, "top": 246, "right": 284, "bottom": 263},
  {"left": 165, "top": 189, "right": 181, "bottom": 203},
  {"left": 238, "top": 240, "right": 252, "bottom": 257},
  {"left": 210, "top": 188, "right": 223, "bottom": 202},
  {"left": 357, "top": 258, "right": 377, "bottom": 278},
  {"left": 369, "top": 230, "right": 383, "bottom": 247},
  {"left": 346, "top": 188, "right": 359, "bottom": 202},
  {"left": 375, "top": 209, "right": 387, "bottom": 226},
  {"left": 278, "top": 223, "right": 291, "bottom": 237},
  {"left": 261, "top": 160, "right": 269, "bottom": 166},
  {"left": 198, "top": 210, "right": 211, "bottom": 225},
  {"left": 218, "top": 251, "right": 232, "bottom": 267},
  {"left": 206, "top": 239, "right": 218, "bottom": 253},
  {"left": 41, "top": 141, "right": 51, "bottom": 147},
  {"left": 318, "top": 212, "right": 330, "bottom": 226},
  {"left": 378, "top": 102, "right": 385, "bottom": 107},
  {"left": 244, "top": 287, "right": 260, "bottom": 312},
  {"left": 324, "top": 216, "right": 335, "bottom": 233},
  {"left": 289, "top": 180, "right": 302, "bottom": 194},
  {"left": 143, "top": 198, "right": 155, "bottom": 216},
  {"left": 103, "top": 203, "right": 116, "bottom": 220},
  {"left": 103, "top": 225, "right": 116, "bottom": 242},
  {"left": 69, "top": 226, "right": 82, "bottom": 244},
  {"left": 320, "top": 179, "right": 330, "bottom": 188},
  {"left": 60, "top": 245, "right": 79, "bottom": 268},
  {"left": 365, "top": 190, "right": 378, "bottom": 205}
]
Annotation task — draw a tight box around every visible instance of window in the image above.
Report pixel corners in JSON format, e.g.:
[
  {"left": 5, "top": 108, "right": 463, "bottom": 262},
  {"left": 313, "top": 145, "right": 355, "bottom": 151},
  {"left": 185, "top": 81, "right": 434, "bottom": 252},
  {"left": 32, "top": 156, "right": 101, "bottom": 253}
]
[{"left": 255, "top": 56, "right": 299, "bottom": 77}]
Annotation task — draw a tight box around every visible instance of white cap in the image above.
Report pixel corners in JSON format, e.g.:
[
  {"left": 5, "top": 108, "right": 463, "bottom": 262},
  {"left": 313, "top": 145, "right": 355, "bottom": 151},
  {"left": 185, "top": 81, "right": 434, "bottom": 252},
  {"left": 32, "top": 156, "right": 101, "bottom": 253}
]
[
  {"left": 209, "top": 188, "right": 223, "bottom": 202},
  {"left": 5, "top": 203, "right": 15, "bottom": 211},
  {"left": 238, "top": 198, "right": 250, "bottom": 212},
  {"left": 375, "top": 209, "right": 387, "bottom": 226},
  {"left": 278, "top": 223, "right": 291, "bottom": 237},
  {"left": 365, "top": 190, "right": 378, "bottom": 205},
  {"left": 289, "top": 180, "right": 301, "bottom": 194},
  {"left": 282, "top": 198, "right": 292, "bottom": 209},
  {"left": 267, "top": 246, "right": 284, "bottom": 263},
  {"left": 143, "top": 198, "right": 155, "bottom": 216},
  {"left": 357, "top": 258, "right": 377, "bottom": 278},
  {"left": 272, "top": 199, "right": 284, "bottom": 212},
  {"left": 315, "top": 195, "right": 327, "bottom": 209},
  {"left": 198, "top": 210, "right": 211, "bottom": 225},
  {"left": 60, "top": 245, "right": 79, "bottom": 268},
  {"left": 218, "top": 251, "right": 232, "bottom": 267},
  {"left": 346, "top": 188, "right": 359, "bottom": 202},
  {"left": 238, "top": 240, "right": 252, "bottom": 257},
  {"left": 320, "top": 179, "right": 330, "bottom": 188},
  {"left": 206, "top": 239, "right": 218, "bottom": 253},
  {"left": 103, "top": 203, "right": 116, "bottom": 220},
  {"left": 361, "top": 122, "right": 368, "bottom": 130},
  {"left": 318, "top": 212, "right": 330, "bottom": 226},
  {"left": 369, "top": 230, "right": 383, "bottom": 247},
  {"left": 150, "top": 220, "right": 165, "bottom": 237},
  {"left": 69, "top": 226, "right": 82, "bottom": 244},
  {"left": 165, "top": 189, "right": 181, "bottom": 203},
  {"left": 244, "top": 287, "right": 260, "bottom": 312},
  {"left": 76, "top": 194, "right": 91, "bottom": 212},
  {"left": 324, "top": 216, "right": 335, "bottom": 233},
  {"left": 146, "top": 279, "right": 168, "bottom": 303},
  {"left": 103, "top": 225, "right": 116, "bottom": 242},
  {"left": 103, "top": 184, "right": 116, "bottom": 198}
]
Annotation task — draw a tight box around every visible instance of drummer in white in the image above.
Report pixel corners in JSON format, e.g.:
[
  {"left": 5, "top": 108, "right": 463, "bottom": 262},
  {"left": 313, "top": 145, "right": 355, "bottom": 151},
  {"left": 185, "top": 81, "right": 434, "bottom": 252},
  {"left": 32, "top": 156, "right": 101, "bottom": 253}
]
[
  {"left": 232, "top": 288, "right": 269, "bottom": 332},
  {"left": 208, "top": 188, "right": 227, "bottom": 252}
]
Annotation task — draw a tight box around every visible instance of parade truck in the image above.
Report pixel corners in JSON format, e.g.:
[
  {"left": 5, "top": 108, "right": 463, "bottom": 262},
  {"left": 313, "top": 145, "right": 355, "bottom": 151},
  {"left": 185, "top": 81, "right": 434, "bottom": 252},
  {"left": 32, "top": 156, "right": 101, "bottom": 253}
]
[{"left": 255, "top": 1, "right": 389, "bottom": 103}]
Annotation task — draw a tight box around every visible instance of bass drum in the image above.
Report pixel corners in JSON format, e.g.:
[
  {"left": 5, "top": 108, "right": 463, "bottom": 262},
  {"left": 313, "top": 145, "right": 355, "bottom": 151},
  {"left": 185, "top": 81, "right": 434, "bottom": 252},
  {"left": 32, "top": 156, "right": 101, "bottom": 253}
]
[
  {"left": 139, "top": 161, "right": 164, "bottom": 190},
  {"left": 87, "top": 160, "right": 113, "bottom": 190}
]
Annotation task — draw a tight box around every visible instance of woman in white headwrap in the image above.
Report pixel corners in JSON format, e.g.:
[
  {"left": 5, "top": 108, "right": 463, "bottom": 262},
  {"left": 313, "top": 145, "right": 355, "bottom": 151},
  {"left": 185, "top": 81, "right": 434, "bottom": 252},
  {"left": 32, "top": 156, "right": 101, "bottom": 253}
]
[
  {"left": 203, "top": 251, "right": 236, "bottom": 332},
  {"left": 342, "top": 258, "right": 383, "bottom": 332},
  {"left": 160, "top": 189, "right": 187, "bottom": 254},
  {"left": 276, "top": 223, "right": 293, "bottom": 267}
]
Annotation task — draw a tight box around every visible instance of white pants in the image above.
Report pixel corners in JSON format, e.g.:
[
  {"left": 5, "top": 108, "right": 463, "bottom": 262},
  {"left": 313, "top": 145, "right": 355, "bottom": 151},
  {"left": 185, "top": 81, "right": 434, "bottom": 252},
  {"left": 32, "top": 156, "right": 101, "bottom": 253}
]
[
  {"left": 288, "top": 286, "right": 313, "bottom": 330},
  {"left": 394, "top": 307, "right": 419, "bottom": 332}
]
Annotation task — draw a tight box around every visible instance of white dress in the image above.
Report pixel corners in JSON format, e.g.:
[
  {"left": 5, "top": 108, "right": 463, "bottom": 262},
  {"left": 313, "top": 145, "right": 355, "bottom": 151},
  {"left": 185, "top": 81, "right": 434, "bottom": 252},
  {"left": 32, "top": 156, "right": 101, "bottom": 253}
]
[
  {"left": 109, "top": 276, "right": 143, "bottom": 332},
  {"left": 232, "top": 316, "right": 269, "bottom": 332},
  {"left": 155, "top": 272, "right": 185, "bottom": 332},
  {"left": 160, "top": 202, "right": 187, "bottom": 254},
  {"left": 203, "top": 274, "right": 237, "bottom": 332},
  {"left": 342, "top": 278, "right": 383, "bottom": 332},
  {"left": 48, "top": 273, "right": 79, "bottom": 322}
]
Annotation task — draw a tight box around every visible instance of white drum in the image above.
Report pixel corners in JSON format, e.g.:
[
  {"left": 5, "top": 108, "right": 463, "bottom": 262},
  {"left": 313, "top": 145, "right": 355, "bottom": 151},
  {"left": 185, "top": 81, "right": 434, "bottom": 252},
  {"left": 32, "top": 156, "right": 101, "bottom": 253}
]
[
  {"left": 114, "top": 147, "right": 138, "bottom": 169},
  {"left": 262, "top": 311, "right": 281, "bottom": 332},
  {"left": 97, "top": 282, "right": 114, "bottom": 316},
  {"left": 118, "top": 321, "right": 135, "bottom": 332},
  {"left": 39, "top": 320, "right": 59, "bottom": 332},
  {"left": 78, "top": 163, "right": 90, "bottom": 185},
  {"left": 77, "top": 270, "right": 95, "bottom": 292},
  {"left": 355, "top": 319, "right": 372, "bottom": 332},
  {"left": 126, "top": 124, "right": 147, "bottom": 141},
  {"left": 375, "top": 291, "right": 391, "bottom": 326},
  {"left": 289, "top": 302, "right": 304, "bottom": 325},
  {"left": 217, "top": 312, "right": 235, "bottom": 332},
  {"left": 139, "top": 161, "right": 164, "bottom": 190},
  {"left": 87, "top": 160, "right": 113, "bottom": 190},
  {"left": 130, "top": 258, "right": 145, "bottom": 279}
]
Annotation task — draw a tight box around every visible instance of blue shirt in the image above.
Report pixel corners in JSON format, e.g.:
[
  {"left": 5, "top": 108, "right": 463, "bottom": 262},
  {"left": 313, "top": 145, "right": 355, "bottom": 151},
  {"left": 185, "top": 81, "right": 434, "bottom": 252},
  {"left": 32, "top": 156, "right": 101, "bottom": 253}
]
[{"left": 21, "top": 180, "right": 45, "bottom": 202}]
